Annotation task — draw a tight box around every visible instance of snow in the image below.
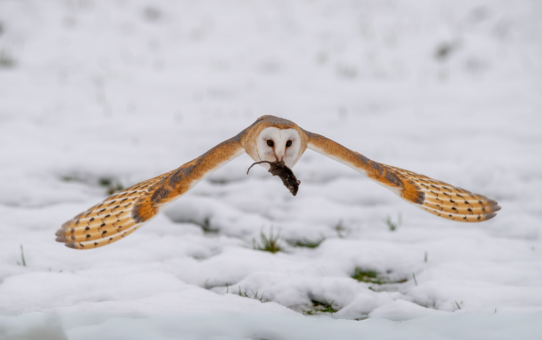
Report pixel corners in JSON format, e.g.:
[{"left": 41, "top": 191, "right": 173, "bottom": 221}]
[
  {"left": 0, "top": 0, "right": 541, "bottom": 338},
  {"left": 2, "top": 312, "right": 542, "bottom": 340}
]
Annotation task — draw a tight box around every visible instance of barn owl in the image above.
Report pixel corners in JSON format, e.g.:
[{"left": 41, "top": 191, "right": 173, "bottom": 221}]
[{"left": 55, "top": 116, "right": 500, "bottom": 249}]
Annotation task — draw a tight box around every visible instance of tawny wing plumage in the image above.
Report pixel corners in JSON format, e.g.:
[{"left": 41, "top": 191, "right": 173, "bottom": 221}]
[
  {"left": 304, "top": 130, "right": 500, "bottom": 222},
  {"left": 56, "top": 115, "right": 500, "bottom": 250},
  {"left": 55, "top": 136, "right": 245, "bottom": 249}
]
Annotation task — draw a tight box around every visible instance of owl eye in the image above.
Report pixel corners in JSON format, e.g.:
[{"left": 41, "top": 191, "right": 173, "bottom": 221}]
[
  {"left": 267, "top": 140, "right": 274, "bottom": 147},
  {"left": 286, "top": 140, "right": 292, "bottom": 147}
]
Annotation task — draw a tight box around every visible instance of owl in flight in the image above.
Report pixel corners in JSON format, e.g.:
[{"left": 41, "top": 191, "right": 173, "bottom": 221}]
[{"left": 56, "top": 116, "right": 500, "bottom": 249}]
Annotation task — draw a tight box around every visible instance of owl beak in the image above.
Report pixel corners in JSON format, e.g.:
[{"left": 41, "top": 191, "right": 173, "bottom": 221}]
[{"left": 274, "top": 145, "right": 285, "bottom": 163}]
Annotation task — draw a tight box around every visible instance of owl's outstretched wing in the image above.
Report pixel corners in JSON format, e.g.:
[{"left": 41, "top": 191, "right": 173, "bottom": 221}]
[
  {"left": 55, "top": 136, "right": 245, "bottom": 249},
  {"left": 304, "top": 130, "right": 500, "bottom": 222}
]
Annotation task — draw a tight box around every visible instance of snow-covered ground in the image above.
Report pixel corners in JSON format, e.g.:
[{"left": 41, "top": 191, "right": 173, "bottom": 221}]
[{"left": 1, "top": 0, "right": 541, "bottom": 338}]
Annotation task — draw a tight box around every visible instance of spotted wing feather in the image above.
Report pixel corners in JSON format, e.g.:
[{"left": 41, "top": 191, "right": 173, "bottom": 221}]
[
  {"left": 305, "top": 131, "right": 500, "bottom": 222},
  {"left": 55, "top": 138, "right": 245, "bottom": 249}
]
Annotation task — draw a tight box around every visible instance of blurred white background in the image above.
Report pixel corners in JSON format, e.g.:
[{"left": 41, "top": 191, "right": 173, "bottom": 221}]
[{"left": 0, "top": 1, "right": 541, "bottom": 339}]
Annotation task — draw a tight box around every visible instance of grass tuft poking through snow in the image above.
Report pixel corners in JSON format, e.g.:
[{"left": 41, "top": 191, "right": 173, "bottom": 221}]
[
  {"left": 292, "top": 234, "right": 326, "bottom": 248},
  {"left": 252, "top": 227, "right": 281, "bottom": 253},
  {"left": 237, "top": 287, "right": 268, "bottom": 303},
  {"left": 16, "top": 245, "right": 26, "bottom": 267},
  {"left": 60, "top": 174, "right": 125, "bottom": 195},
  {"left": 303, "top": 300, "right": 338, "bottom": 315},
  {"left": 383, "top": 214, "right": 402, "bottom": 232},
  {"left": 199, "top": 218, "right": 219, "bottom": 234},
  {"left": 335, "top": 219, "right": 349, "bottom": 238},
  {"left": 352, "top": 268, "right": 407, "bottom": 285},
  {"left": 0, "top": 49, "right": 15, "bottom": 68},
  {"left": 98, "top": 178, "right": 125, "bottom": 195}
]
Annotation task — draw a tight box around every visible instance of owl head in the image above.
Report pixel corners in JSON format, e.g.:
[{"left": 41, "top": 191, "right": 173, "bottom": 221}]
[{"left": 245, "top": 116, "right": 307, "bottom": 169}]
